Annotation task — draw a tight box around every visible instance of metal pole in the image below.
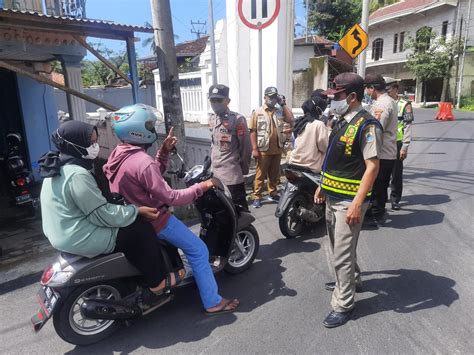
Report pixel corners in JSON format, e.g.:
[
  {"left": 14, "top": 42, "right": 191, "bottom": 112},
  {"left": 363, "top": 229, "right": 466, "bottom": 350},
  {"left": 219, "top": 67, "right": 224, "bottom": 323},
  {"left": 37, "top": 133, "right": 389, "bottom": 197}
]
[
  {"left": 258, "top": 28, "right": 262, "bottom": 106},
  {"left": 305, "top": 0, "right": 309, "bottom": 43},
  {"left": 456, "top": 0, "right": 472, "bottom": 109},
  {"left": 357, "top": 0, "right": 370, "bottom": 77},
  {"left": 126, "top": 37, "right": 140, "bottom": 104},
  {"left": 209, "top": 0, "right": 217, "bottom": 84}
]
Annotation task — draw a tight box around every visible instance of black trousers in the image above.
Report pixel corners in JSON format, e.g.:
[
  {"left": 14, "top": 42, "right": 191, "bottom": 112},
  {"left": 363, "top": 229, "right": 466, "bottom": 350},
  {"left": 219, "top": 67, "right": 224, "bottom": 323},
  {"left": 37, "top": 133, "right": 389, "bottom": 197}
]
[
  {"left": 114, "top": 219, "right": 168, "bottom": 288},
  {"left": 390, "top": 141, "right": 404, "bottom": 203},
  {"left": 227, "top": 182, "right": 249, "bottom": 209},
  {"left": 370, "top": 159, "right": 395, "bottom": 216}
]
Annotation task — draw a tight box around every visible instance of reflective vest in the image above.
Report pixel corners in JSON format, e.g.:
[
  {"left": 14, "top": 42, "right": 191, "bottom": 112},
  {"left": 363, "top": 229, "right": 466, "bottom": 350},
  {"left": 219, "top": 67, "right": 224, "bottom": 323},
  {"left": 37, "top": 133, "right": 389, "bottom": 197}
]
[
  {"left": 254, "top": 106, "right": 287, "bottom": 152},
  {"left": 321, "top": 110, "right": 380, "bottom": 200},
  {"left": 397, "top": 99, "right": 410, "bottom": 142}
]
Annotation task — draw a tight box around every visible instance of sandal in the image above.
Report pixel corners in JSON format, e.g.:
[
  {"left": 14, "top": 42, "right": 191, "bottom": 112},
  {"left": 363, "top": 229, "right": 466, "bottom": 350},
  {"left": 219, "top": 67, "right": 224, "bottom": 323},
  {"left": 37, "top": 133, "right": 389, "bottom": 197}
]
[
  {"left": 205, "top": 299, "right": 239, "bottom": 316},
  {"left": 154, "top": 270, "right": 184, "bottom": 296}
]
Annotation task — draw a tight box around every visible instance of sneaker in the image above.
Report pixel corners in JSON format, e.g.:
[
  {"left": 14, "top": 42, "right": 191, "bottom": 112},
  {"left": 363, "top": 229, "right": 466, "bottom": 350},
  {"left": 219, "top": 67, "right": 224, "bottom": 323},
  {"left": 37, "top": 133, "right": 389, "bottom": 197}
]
[
  {"left": 267, "top": 194, "right": 280, "bottom": 203},
  {"left": 252, "top": 199, "right": 262, "bottom": 208}
]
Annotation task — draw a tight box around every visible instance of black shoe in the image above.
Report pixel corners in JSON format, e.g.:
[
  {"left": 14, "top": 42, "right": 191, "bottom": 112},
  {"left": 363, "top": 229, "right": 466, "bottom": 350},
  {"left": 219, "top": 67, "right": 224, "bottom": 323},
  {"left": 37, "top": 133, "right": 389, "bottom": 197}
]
[
  {"left": 323, "top": 309, "right": 353, "bottom": 328},
  {"left": 324, "top": 281, "right": 362, "bottom": 292},
  {"left": 391, "top": 201, "right": 401, "bottom": 210}
]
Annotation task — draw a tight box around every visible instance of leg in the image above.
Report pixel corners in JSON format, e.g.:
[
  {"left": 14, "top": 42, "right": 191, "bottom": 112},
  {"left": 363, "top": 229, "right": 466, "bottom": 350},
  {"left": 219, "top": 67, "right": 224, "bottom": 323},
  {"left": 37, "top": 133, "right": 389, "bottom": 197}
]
[
  {"left": 252, "top": 155, "right": 271, "bottom": 200},
  {"left": 227, "top": 183, "right": 248, "bottom": 209},
  {"left": 390, "top": 142, "right": 403, "bottom": 204},
  {"left": 157, "top": 216, "right": 222, "bottom": 309},
  {"left": 267, "top": 153, "right": 282, "bottom": 197},
  {"left": 371, "top": 159, "right": 394, "bottom": 217}
]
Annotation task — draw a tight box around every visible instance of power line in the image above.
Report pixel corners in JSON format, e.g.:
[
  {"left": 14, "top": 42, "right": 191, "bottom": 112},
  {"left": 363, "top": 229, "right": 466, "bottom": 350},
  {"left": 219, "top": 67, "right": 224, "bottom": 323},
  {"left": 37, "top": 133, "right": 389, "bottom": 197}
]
[{"left": 191, "top": 20, "right": 207, "bottom": 38}]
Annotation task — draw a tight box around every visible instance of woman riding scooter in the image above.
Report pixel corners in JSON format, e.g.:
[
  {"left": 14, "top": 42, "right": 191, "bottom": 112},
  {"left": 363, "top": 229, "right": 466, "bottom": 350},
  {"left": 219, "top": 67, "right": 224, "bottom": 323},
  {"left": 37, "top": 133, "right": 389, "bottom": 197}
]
[
  {"left": 38, "top": 120, "right": 182, "bottom": 308},
  {"left": 103, "top": 104, "right": 239, "bottom": 315}
]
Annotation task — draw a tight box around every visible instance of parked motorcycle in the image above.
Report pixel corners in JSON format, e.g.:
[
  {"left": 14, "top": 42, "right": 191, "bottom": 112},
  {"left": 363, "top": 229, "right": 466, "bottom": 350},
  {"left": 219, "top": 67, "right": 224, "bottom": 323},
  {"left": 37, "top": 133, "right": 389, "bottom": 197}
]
[
  {"left": 31, "top": 155, "right": 260, "bottom": 345},
  {"left": 1, "top": 133, "right": 38, "bottom": 216},
  {"left": 275, "top": 164, "right": 325, "bottom": 238}
]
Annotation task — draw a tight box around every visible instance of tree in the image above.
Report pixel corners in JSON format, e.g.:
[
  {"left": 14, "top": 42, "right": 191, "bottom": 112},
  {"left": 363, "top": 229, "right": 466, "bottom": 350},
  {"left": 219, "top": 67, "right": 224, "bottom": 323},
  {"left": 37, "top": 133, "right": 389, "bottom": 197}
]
[{"left": 404, "top": 27, "right": 463, "bottom": 104}]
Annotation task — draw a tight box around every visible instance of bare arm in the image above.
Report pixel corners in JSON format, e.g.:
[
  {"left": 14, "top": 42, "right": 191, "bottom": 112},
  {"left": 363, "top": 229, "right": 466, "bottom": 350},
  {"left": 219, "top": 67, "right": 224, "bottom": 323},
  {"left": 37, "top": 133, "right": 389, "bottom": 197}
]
[{"left": 282, "top": 105, "right": 295, "bottom": 127}]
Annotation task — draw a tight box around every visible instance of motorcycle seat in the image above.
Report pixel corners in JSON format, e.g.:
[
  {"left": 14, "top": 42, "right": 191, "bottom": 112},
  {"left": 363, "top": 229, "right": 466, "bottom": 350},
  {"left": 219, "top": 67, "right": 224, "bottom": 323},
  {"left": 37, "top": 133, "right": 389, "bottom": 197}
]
[{"left": 286, "top": 164, "right": 319, "bottom": 176}]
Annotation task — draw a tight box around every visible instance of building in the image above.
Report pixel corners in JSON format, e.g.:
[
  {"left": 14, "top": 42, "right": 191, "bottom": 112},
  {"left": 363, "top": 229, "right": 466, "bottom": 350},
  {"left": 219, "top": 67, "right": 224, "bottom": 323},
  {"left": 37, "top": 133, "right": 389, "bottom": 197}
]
[{"left": 366, "top": 0, "right": 473, "bottom": 103}]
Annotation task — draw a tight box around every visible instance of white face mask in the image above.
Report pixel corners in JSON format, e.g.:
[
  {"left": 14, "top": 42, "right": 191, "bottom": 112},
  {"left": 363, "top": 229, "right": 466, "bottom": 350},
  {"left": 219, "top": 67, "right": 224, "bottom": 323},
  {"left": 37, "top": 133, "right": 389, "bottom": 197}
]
[
  {"left": 329, "top": 98, "right": 350, "bottom": 116},
  {"left": 82, "top": 143, "right": 100, "bottom": 160}
]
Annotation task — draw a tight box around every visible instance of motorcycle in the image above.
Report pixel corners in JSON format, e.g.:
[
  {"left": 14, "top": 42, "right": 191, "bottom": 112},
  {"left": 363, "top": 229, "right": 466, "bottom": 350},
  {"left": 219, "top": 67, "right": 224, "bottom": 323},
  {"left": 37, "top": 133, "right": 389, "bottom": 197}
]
[
  {"left": 1, "top": 133, "right": 38, "bottom": 216},
  {"left": 275, "top": 164, "right": 325, "bottom": 238},
  {"left": 31, "top": 155, "right": 259, "bottom": 346}
]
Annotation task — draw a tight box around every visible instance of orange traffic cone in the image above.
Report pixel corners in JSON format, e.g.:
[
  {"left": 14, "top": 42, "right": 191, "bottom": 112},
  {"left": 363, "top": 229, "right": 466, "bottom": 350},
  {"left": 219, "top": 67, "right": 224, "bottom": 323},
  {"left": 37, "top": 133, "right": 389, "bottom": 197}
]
[{"left": 435, "top": 102, "right": 455, "bottom": 121}]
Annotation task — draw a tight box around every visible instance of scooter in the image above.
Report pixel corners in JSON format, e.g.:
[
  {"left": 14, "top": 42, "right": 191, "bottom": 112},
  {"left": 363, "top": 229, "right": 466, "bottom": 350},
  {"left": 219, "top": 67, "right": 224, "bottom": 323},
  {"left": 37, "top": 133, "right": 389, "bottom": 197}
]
[
  {"left": 31, "top": 155, "right": 260, "bottom": 346},
  {"left": 1, "top": 133, "right": 38, "bottom": 216},
  {"left": 275, "top": 164, "right": 325, "bottom": 238}
]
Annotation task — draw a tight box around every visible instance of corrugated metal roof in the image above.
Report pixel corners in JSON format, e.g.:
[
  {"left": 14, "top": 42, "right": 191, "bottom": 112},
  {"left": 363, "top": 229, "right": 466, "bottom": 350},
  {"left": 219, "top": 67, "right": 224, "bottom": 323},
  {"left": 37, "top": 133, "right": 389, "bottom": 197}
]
[{"left": 0, "top": 8, "right": 153, "bottom": 33}]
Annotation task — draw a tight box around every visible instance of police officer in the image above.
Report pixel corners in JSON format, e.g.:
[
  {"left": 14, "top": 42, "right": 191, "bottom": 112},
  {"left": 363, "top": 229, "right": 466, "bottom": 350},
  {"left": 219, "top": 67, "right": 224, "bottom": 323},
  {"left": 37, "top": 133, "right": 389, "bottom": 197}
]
[
  {"left": 364, "top": 74, "right": 398, "bottom": 222},
  {"left": 314, "top": 72, "right": 382, "bottom": 328},
  {"left": 208, "top": 84, "right": 251, "bottom": 209},
  {"left": 384, "top": 77, "right": 414, "bottom": 210},
  {"left": 249, "top": 86, "right": 294, "bottom": 208}
]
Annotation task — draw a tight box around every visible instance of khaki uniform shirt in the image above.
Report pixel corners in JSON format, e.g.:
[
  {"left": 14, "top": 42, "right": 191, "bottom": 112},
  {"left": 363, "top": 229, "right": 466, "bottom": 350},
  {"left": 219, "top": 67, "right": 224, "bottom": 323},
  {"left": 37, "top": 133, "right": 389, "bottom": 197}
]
[
  {"left": 209, "top": 110, "right": 251, "bottom": 186},
  {"left": 370, "top": 93, "right": 398, "bottom": 160},
  {"left": 249, "top": 104, "right": 286, "bottom": 155}
]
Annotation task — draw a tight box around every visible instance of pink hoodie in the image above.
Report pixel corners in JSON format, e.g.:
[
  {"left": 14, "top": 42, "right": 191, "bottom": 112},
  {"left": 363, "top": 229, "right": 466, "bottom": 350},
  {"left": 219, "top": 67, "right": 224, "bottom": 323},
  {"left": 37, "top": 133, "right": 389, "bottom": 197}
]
[{"left": 103, "top": 144, "right": 203, "bottom": 233}]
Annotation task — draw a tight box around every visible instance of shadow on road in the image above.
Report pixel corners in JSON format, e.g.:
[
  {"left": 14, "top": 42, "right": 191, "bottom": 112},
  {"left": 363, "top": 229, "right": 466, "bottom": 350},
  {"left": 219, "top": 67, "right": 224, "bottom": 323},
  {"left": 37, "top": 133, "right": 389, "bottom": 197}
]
[{"left": 353, "top": 269, "right": 459, "bottom": 319}]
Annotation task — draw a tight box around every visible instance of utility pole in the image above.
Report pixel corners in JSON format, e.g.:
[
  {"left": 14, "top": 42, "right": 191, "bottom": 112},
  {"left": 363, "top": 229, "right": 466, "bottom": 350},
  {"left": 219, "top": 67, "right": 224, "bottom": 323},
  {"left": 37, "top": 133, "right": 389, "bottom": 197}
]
[
  {"left": 191, "top": 20, "right": 207, "bottom": 38},
  {"left": 357, "top": 0, "right": 370, "bottom": 77},
  {"left": 456, "top": 0, "right": 472, "bottom": 109},
  {"left": 150, "top": 0, "right": 186, "bottom": 158},
  {"left": 208, "top": 0, "right": 217, "bottom": 85},
  {"left": 305, "top": 0, "right": 309, "bottom": 43}
]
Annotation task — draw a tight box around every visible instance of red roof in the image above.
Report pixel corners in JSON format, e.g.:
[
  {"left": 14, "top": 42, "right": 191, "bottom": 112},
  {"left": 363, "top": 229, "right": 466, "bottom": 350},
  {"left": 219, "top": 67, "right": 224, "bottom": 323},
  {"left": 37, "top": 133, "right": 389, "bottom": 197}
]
[
  {"left": 370, "top": 0, "right": 437, "bottom": 21},
  {"left": 294, "top": 35, "right": 333, "bottom": 46},
  {"left": 175, "top": 36, "right": 209, "bottom": 57}
]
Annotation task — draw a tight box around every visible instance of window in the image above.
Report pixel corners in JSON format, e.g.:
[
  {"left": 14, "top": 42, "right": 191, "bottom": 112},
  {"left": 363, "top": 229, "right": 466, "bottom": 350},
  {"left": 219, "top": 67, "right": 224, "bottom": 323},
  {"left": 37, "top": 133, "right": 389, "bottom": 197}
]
[
  {"left": 399, "top": 32, "right": 405, "bottom": 52},
  {"left": 441, "top": 21, "right": 448, "bottom": 40},
  {"left": 372, "top": 38, "right": 384, "bottom": 61},
  {"left": 393, "top": 33, "right": 398, "bottom": 53}
]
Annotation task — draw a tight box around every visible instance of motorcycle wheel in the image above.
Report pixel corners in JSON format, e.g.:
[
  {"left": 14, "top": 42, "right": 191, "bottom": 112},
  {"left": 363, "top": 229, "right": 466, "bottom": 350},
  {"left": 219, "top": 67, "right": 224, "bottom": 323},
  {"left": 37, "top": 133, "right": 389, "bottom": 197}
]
[
  {"left": 225, "top": 225, "right": 260, "bottom": 274},
  {"left": 278, "top": 194, "right": 307, "bottom": 239},
  {"left": 53, "top": 282, "right": 126, "bottom": 346}
]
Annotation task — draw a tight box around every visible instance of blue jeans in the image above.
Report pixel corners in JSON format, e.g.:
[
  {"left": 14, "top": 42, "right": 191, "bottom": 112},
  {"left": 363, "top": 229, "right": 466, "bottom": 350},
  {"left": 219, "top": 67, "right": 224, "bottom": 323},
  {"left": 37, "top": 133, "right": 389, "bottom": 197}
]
[{"left": 157, "top": 215, "right": 222, "bottom": 309}]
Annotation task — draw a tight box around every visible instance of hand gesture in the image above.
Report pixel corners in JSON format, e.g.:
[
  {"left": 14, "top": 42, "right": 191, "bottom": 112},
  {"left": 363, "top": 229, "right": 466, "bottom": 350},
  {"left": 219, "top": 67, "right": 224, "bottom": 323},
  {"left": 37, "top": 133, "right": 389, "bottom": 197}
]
[
  {"left": 314, "top": 186, "right": 326, "bottom": 204},
  {"left": 346, "top": 202, "right": 361, "bottom": 226},
  {"left": 138, "top": 206, "right": 160, "bottom": 221},
  {"left": 162, "top": 127, "right": 177, "bottom": 153}
]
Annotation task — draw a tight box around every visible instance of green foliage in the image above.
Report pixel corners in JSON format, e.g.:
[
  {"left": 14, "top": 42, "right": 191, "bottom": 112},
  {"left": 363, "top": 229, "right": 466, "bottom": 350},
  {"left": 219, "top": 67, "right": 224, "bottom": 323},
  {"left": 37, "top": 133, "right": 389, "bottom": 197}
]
[
  {"left": 370, "top": 0, "right": 398, "bottom": 13},
  {"left": 459, "top": 96, "right": 474, "bottom": 111}
]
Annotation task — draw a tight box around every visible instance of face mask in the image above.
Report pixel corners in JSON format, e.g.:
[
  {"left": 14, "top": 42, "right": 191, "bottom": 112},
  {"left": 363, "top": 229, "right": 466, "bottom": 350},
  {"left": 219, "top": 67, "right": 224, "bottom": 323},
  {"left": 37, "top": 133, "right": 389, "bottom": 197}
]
[
  {"left": 82, "top": 143, "right": 100, "bottom": 160},
  {"left": 211, "top": 102, "right": 227, "bottom": 115},
  {"left": 330, "top": 98, "right": 350, "bottom": 116},
  {"left": 266, "top": 97, "right": 278, "bottom": 108}
]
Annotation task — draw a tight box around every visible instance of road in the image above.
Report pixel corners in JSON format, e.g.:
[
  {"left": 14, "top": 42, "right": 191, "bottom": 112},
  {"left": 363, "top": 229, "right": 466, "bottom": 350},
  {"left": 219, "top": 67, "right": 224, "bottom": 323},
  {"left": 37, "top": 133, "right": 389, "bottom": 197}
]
[{"left": 0, "top": 109, "right": 473, "bottom": 354}]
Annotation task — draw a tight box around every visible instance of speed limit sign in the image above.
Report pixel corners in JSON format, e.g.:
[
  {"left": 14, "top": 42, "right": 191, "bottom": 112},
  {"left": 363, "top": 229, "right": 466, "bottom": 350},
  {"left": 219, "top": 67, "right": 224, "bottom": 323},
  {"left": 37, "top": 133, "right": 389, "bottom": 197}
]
[{"left": 238, "top": 0, "right": 281, "bottom": 30}]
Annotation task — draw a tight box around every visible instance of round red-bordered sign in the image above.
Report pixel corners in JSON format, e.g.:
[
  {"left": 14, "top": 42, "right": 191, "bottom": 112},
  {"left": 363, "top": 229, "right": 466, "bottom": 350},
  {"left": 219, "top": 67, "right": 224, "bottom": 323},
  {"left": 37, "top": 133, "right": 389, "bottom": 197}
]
[{"left": 238, "top": 0, "right": 281, "bottom": 30}]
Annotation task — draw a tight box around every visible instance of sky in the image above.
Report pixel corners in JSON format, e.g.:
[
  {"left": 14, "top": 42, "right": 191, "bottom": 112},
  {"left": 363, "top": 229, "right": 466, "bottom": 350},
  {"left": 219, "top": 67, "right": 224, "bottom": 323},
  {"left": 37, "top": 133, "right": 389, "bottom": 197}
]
[{"left": 85, "top": 0, "right": 307, "bottom": 59}]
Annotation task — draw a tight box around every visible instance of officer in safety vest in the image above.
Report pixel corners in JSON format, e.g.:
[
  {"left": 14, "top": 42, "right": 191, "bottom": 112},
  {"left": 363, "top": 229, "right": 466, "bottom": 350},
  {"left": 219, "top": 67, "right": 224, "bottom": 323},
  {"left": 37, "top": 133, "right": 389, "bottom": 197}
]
[
  {"left": 364, "top": 74, "right": 398, "bottom": 223},
  {"left": 249, "top": 86, "right": 294, "bottom": 208},
  {"left": 314, "top": 73, "right": 382, "bottom": 328},
  {"left": 384, "top": 77, "right": 414, "bottom": 210},
  {"left": 208, "top": 84, "right": 252, "bottom": 209}
]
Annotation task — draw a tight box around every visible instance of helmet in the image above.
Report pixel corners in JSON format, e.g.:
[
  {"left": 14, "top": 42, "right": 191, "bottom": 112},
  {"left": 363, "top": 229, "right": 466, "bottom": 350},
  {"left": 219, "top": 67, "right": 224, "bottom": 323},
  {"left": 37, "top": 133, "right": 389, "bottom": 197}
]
[{"left": 111, "top": 104, "right": 158, "bottom": 145}]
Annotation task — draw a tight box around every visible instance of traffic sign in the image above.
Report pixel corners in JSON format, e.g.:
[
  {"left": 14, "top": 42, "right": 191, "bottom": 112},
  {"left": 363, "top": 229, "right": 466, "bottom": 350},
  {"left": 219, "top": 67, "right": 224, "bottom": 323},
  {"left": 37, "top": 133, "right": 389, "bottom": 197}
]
[
  {"left": 338, "top": 24, "right": 369, "bottom": 59},
  {"left": 238, "top": 0, "right": 281, "bottom": 30}
]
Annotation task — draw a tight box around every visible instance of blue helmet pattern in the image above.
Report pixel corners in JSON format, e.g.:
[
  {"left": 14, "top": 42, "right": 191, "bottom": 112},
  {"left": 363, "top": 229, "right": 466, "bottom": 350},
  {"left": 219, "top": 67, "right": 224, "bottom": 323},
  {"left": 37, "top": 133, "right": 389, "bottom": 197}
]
[{"left": 111, "top": 104, "right": 158, "bottom": 145}]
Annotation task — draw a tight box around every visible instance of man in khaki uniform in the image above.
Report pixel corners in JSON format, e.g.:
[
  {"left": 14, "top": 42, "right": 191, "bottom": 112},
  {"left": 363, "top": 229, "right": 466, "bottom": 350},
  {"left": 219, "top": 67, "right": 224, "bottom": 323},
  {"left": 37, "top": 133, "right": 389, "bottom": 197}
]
[
  {"left": 364, "top": 74, "right": 398, "bottom": 222},
  {"left": 208, "top": 84, "right": 251, "bottom": 209},
  {"left": 249, "top": 86, "right": 294, "bottom": 208},
  {"left": 314, "top": 73, "right": 382, "bottom": 328}
]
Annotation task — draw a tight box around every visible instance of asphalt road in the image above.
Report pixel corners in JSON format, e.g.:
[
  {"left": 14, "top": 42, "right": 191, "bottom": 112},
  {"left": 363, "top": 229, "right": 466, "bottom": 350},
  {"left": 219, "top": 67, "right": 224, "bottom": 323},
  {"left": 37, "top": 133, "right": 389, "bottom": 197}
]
[{"left": 0, "top": 109, "right": 473, "bottom": 354}]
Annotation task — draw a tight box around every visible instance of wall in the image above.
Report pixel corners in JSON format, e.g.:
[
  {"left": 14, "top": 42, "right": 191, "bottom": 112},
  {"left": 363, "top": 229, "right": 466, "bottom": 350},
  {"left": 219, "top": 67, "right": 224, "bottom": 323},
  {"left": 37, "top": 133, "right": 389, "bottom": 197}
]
[
  {"left": 293, "top": 45, "right": 315, "bottom": 71},
  {"left": 54, "top": 86, "right": 156, "bottom": 113},
  {"left": 16, "top": 75, "right": 59, "bottom": 181}
]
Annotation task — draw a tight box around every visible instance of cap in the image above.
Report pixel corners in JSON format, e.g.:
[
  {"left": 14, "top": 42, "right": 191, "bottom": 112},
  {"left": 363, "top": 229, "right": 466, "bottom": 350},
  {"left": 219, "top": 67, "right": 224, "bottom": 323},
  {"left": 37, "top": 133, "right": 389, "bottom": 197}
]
[
  {"left": 323, "top": 72, "right": 364, "bottom": 96},
  {"left": 264, "top": 86, "right": 278, "bottom": 97},
  {"left": 384, "top": 77, "right": 401, "bottom": 86},
  {"left": 208, "top": 84, "right": 229, "bottom": 99},
  {"left": 364, "top": 73, "right": 386, "bottom": 88},
  {"left": 311, "top": 89, "right": 328, "bottom": 100}
]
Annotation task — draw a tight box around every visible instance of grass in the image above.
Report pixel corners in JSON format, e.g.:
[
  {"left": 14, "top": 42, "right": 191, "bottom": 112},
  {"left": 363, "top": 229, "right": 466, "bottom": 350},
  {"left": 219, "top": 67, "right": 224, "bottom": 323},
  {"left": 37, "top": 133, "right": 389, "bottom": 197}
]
[{"left": 459, "top": 97, "right": 474, "bottom": 112}]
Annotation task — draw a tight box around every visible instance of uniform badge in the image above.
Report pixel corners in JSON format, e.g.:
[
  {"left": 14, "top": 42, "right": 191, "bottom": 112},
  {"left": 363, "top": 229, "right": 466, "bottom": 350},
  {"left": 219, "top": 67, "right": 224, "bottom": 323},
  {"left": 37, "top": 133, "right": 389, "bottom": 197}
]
[
  {"left": 212, "top": 87, "right": 219, "bottom": 94},
  {"left": 365, "top": 126, "right": 375, "bottom": 143}
]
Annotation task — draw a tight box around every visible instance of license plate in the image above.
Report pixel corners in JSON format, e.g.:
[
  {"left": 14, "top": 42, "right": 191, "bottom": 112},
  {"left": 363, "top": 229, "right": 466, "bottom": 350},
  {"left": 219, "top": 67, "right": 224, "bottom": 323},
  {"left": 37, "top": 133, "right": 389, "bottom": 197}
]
[
  {"left": 37, "top": 286, "right": 59, "bottom": 317},
  {"left": 16, "top": 194, "right": 32, "bottom": 203}
]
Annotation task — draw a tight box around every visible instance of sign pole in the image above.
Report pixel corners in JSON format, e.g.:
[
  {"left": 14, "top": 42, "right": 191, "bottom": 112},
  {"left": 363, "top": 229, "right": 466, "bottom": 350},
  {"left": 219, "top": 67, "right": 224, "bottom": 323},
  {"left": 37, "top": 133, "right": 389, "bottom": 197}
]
[
  {"left": 357, "top": 0, "right": 370, "bottom": 77},
  {"left": 258, "top": 26, "right": 262, "bottom": 106}
]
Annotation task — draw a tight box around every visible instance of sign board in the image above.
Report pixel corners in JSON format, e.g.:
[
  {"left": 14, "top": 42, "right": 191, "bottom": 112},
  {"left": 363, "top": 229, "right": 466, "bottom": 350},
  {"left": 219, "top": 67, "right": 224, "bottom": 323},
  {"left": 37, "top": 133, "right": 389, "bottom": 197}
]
[
  {"left": 338, "top": 24, "right": 369, "bottom": 59},
  {"left": 238, "top": 0, "right": 280, "bottom": 30}
]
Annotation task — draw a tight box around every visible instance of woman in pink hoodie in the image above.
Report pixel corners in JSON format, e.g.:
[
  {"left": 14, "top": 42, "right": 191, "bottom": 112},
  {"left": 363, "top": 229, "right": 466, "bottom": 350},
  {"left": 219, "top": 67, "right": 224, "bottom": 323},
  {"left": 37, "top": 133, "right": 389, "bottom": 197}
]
[{"left": 103, "top": 104, "right": 239, "bottom": 315}]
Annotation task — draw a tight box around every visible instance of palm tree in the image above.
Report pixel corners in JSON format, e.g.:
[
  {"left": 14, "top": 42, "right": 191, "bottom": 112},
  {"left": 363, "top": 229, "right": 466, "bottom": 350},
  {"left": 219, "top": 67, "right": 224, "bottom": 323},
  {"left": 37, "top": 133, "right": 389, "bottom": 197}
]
[{"left": 142, "top": 21, "right": 179, "bottom": 55}]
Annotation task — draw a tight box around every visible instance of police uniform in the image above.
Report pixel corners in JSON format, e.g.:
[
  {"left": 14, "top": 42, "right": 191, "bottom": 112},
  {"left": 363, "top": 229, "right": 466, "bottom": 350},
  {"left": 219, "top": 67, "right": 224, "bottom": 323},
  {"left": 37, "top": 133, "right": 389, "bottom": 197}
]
[
  {"left": 365, "top": 75, "right": 398, "bottom": 218},
  {"left": 390, "top": 98, "right": 414, "bottom": 206},
  {"left": 208, "top": 85, "right": 251, "bottom": 209}
]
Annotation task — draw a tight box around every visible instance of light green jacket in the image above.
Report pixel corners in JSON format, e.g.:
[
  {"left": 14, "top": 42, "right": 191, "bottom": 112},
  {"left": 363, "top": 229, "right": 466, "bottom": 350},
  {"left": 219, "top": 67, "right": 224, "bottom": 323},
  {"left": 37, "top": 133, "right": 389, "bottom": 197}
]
[{"left": 40, "top": 164, "right": 138, "bottom": 258}]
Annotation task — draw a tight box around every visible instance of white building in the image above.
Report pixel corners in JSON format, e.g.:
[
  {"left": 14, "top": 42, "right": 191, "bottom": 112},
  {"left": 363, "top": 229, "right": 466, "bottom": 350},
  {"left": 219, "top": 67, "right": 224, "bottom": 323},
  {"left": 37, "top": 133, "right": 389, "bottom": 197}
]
[{"left": 366, "top": 0, "right": 473, "bottom": 103}]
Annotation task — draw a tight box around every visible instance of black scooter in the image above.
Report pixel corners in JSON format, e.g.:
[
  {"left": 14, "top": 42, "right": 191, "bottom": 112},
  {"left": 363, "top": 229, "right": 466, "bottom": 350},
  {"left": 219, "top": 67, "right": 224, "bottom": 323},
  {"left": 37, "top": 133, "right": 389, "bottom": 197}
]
[
  {"left": 31, "top": 155, "right": 259, "bottom": 346},
  {"left": 275, "top": 164, "right": 325, "bottom": 238}
]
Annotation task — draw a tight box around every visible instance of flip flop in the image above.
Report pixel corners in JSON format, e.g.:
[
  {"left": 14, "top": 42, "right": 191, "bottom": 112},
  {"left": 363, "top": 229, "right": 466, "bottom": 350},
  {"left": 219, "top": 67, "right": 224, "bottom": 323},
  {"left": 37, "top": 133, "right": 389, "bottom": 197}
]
[{"left": 205, "top": 299, "right": 239, "bottom": 316}]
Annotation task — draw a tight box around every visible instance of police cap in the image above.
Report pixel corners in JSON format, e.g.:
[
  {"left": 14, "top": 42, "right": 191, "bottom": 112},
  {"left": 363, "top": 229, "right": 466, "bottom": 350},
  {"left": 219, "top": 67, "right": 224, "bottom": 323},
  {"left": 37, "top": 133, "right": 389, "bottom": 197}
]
[{"left": 209, "top": 84, "right": 229, "bottom": 99}]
